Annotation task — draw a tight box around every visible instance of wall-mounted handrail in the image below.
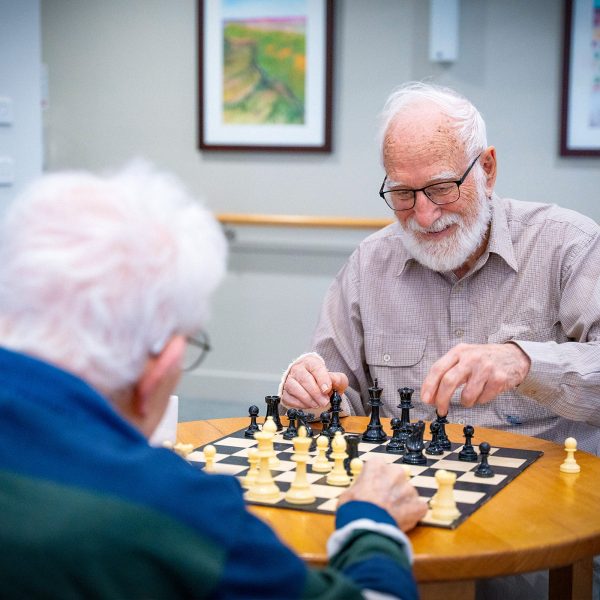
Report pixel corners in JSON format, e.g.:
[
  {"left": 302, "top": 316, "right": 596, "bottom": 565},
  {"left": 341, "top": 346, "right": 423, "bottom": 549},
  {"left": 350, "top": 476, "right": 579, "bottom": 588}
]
[{"left": 216, "top": 213, "right": 393, "bottom": 229}]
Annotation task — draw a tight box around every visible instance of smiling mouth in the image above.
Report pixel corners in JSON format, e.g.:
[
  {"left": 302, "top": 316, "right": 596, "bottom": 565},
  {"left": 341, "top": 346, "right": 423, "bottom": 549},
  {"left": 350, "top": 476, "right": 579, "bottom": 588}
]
[{"left": 418, "top": 223, "right": 456, "bottom": 239}]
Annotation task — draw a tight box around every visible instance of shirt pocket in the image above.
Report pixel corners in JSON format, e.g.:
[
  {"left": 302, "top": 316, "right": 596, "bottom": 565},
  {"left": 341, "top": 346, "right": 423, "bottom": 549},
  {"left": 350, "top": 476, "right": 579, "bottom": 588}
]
[
  {"left": 364, "top": 331, "right": 426, "bottom": 367},
  {"left": 487, "top": 321, "right": 556, "bottom": 344}
]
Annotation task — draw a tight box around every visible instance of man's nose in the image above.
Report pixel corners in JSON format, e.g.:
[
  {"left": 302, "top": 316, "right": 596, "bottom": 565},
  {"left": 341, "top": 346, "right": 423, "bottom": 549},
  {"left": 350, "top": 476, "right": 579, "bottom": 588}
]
[{"left": 412, "top": 190, "right": 442, "bottom": 228}]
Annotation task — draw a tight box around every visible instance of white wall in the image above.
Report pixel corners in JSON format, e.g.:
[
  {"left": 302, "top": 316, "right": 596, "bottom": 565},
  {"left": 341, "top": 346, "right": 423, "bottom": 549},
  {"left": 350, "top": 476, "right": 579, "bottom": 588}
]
[
  {"left": 41, "top": 0, "right": 600, "bottom": 409},
  {"left": 0, "top": 0, "right": 42, "bottom": 214}
]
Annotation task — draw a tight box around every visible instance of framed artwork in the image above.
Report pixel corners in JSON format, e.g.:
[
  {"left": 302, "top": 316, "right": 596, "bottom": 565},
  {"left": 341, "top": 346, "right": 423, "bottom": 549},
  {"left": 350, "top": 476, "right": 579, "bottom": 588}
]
[
  {"left": 198, "top": 0, "right": 334, "bottom": 152},
  {"left": 560, "top": 0, "right": 600, "bottom": 156}
]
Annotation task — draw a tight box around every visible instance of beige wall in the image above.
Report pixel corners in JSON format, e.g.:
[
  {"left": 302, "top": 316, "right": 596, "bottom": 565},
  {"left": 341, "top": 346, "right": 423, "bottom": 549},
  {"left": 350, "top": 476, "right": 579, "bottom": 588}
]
[{"left": 41, "top": 0, "right": 600, "bottom": 409}]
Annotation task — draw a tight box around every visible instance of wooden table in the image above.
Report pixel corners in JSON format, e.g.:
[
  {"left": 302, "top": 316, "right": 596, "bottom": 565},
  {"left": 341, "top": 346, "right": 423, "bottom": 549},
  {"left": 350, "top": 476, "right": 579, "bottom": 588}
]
[{"left": 178, "top": 417, "right": 600, "bottom": 600}]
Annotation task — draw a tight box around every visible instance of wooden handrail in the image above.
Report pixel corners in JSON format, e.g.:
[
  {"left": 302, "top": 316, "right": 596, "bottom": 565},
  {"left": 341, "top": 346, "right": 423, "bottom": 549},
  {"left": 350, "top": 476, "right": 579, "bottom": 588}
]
[{"left": 216, "top": 213, "right": 393, "bottom": 229}]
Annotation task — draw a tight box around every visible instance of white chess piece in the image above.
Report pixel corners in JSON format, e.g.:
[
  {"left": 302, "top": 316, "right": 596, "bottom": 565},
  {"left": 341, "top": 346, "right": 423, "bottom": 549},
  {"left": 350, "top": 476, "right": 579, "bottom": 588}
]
[
  {"left": 285, "top": 428, "right": 316, "bottom": 504},
  {"left": 430, "top": 469, "right": 460, "bottom": 522},
  {"left": 245, "top": 428, "right": 280, "bottom": 502},
  {"left": 312, "top": 435, "right": 332, "bottom": 473},
  {"left": 350, "top": 457, "right": 363, "bottom": 483},
  {"left": 263, "top": 416, "right": 280, "bottom": 468},
  {"left": 242, "top": 448, "right": 260, "bottom": 489},
  {"left": 203, "top": 444, "right": 216, "bottom": 473},
  {"left": 560, "top": 437, "right": 581, "bottom": 473},
  {"left": 326, "top": 432, "right": 351, "bottom": 486}
]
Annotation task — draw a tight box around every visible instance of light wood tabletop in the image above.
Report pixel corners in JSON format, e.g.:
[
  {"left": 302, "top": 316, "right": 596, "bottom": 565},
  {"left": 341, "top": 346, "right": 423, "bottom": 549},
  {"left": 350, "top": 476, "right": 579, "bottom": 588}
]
[{"left": 178, "top": 416, "right": 600, "bottom": 600}]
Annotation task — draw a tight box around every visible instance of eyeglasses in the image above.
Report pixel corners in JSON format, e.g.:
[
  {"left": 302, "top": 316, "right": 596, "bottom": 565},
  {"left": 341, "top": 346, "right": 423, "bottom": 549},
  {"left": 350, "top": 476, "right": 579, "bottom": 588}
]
[
  {"left": 182, "top": 331, "right": 211, "bottom": 372},
  {"left": 379, "top": 153, "right": 481, "bottom": 212}
]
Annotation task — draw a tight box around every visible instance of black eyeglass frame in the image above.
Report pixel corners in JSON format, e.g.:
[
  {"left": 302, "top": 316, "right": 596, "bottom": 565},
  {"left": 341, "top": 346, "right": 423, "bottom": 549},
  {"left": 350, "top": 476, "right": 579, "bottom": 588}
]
[
  {"left": 183, "top": 331, "right": 211, "bottom": 372},
  {"left": 378, "top": 153, "right": 482, "bottom": 212}
]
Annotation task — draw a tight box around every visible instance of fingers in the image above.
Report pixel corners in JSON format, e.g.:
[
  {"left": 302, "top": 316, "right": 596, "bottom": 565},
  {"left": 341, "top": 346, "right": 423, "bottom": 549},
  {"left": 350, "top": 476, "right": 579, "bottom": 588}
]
[{"left": 420, "top": 347, "right": 462, "bottom": 415}]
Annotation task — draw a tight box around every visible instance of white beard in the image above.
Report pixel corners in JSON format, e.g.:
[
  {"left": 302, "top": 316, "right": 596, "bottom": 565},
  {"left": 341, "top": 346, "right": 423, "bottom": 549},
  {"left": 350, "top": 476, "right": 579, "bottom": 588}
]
[{"left": 398, "top": 192, "right": 492, "bottom": 273}]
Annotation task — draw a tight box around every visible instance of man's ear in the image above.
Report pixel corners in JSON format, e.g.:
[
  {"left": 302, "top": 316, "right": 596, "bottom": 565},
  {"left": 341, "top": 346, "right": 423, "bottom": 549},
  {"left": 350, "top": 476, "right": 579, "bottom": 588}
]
[
  {"left": 481, "top": 146, "right": 497, "bottom": 197},
  {"left": 132, "top": 335, "right": 186, "bottom": 418}
]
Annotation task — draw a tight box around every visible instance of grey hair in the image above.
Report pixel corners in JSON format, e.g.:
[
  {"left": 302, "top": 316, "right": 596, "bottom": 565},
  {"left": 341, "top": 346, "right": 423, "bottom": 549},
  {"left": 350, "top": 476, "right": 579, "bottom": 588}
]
[
  {"left": 0, "top": 161, "right": 227, "bottom": 394},
  {"left": 379, "top": 81, "right": 488, "bottom": 161}
]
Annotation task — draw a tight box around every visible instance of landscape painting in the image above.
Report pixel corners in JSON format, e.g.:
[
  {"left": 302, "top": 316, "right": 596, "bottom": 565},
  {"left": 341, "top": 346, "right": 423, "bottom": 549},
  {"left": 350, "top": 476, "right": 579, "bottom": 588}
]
[{"left": 199, "top": 0, "right": 333, "bottom": 151}]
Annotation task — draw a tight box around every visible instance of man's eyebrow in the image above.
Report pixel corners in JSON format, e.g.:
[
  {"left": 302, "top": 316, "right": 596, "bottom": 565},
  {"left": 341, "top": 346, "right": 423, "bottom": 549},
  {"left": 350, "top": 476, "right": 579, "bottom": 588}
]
[{"left": 386, "top": 170, "right": 457, "bottom": 188}]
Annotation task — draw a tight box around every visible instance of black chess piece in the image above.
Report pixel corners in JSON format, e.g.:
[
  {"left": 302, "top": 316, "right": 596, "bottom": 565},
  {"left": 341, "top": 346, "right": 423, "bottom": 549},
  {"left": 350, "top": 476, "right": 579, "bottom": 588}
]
[
  {"left": 386, "top": 417, "right": 405, "bottom": 454},
  {"left": 344, "top": 435, "right": 360, "bottom": 474},
  {"left": 402, "top": 420, "right": 427, "bottom": 465},
  {"left": 397, "top": 387, "right": 414, "bottom": 449},
  {"left": 426, "top": 421, "right": 444, "bottom": 455},
  {"left": 474, "top": 442, "right": 494, "bottom": 478},
  {"left": 244, "top": 405, "right": 260, "bottom": 438},
  {"left": 328, "top": 391, "right": 345, "bottom": 435},
  {"left": 264, "top": 395, "right": 283, "bottom": 431},
  {"left": 319, "top": 411, "right": 332, "bottom": 438},
  {"left": 361, "top": 379, "right": 387, "bottom": 443},
  {"left": 283, "top": 408, "right": 299, "bottom": 440},
  {"left": 434, "top": 411, "right": 451, "bottom": 450},
  {"left": 458, "top": 425, "right": 478, "bottom": 462},
  {"left": 295, "top": 409, "right": 313, "bottom": 438}
]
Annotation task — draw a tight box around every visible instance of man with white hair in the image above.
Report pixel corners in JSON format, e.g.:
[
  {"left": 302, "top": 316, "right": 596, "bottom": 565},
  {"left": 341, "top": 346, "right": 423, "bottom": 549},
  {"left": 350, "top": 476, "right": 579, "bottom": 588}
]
[
  {"left": 0, "top": 163, "right": 427, "bottom": 598},
  {"left": 281, "top": 81, "right": 600, "bottom": 457}
]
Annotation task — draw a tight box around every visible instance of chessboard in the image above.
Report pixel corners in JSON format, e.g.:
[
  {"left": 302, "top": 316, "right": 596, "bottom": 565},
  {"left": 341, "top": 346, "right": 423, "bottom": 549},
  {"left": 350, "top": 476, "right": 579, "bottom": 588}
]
[{"left": 187, "top": 426, "right": 543, "bottom": 529}]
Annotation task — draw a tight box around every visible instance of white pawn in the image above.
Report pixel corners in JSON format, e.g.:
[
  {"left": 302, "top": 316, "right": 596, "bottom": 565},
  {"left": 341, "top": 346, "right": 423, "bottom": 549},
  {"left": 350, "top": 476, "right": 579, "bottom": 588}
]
[
  {"left": 326, "top": 432, "right": 351, "bottom": 486},
  {"left": 430, "top": 469, "right": 460, "bottom": 522},
  {"left": 312, "top": 435, "right": 332, "bottom": 473},
  {"left": 560, "top": 437, "right": 581, "bottom": 473},
  {"left": 350, "top": 457, "right": 363, "bottom": 483},
  {"left": 263, "top": 416, "right": 280, "bottom": 468},
  {"left": 245, "top": 428, "right": 280, "bottom": 502},
  {"left": 203, "top": 444, "right": 216, "bottom": 473},
  {"left": 242, "top": 447, "right": 260, "bottom": 489}
]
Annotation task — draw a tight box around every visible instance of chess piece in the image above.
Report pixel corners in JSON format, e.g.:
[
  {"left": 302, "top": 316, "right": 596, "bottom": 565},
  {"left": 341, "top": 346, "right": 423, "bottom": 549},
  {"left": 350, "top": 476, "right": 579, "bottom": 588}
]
[
  {"left": 283, "top": 408, "right": 299, "bottom": 440},
  {"left": 296, "top": 410, "right": 313, "bottom": 438},
  {"left": 560, "top": 437, "right": 581, "bottom": 473},
  {"left": 344, "top": 434, "right": 360, "bottom": 474},
  {"left": 430, "top": 469, "right": 460, "bottom": 522},
  {"left": 172, "top": 442, "right": 194, "bottom": 459},
  {"left": 203, "top": 444, "right": 216, "bottom": 472},
  {"left": 386, "top": 417, "right": 405, "bottom": 454},
  {"left": 350, "top": 457, "right": 363, "bottom": 483},
  {"left": 319, "top": 411, "right": 331, "bottom": 438},
  {"left": 244, "top": 405, "right": 261, "bottom": 438},
  {"left": 285, "top": 428, "right": 316, "bottom": 505},
  {"left": 241, "top": 448, "right": 260, "bottom": 489},
  {"left": 402, "top": 421, "right": 427, "bottom": 465},
  {"left": 264, "top": 395, "right": 283, "bottom": 431},
  {"left": 474, "top": 441, "right": 494, "bottom": 478},
  {"left": 458, "top": 425, "right": 478, "bottom": 462},
  {"left": 435, "top": 411, "right": 451, "bottom": 450},
  {"left": 245, "top": 428, "right": 280, "bottom": 502},
  {"left": 361, "top": 379, "right": 387, "bottom": 443},
  {"left": 397, "top": 387, "right": 414, "bottom": 449},
  {"left": 263, "top": 416, "right": 280, "bottom": 468},
  {"left": 312, "top": 435, "right": 332, "bottom": 473},
  {"left": 328, "top": 391, "right": 345, "bottom": 435},
  {"left": 327, "top": 432, "right": 351, "bottom": 486},
  {"left": 426, "top": 421, "right": 444, "bottom": 455}
]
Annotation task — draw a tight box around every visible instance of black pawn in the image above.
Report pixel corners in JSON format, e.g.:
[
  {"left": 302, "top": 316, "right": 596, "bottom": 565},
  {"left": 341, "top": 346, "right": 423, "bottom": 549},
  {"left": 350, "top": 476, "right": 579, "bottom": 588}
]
[
  {"left": 474, "top": 442, "right": 494, "bottom": 478},
  {"left": 435, "top": 411, "right": 451, "bottom": 450},
  {"left": 283, "top": 408, "right": 299, "bottom": 440},
  {"left": 328, "top": 391, "right": 345, "bottom": 435},
  {"left": 264, "top": 395, "right": 283, "bottom": 431},
  {"left": 426, "top": 421, "right": 444, "bottom": 455},
  {"left": 402, "top": 420, "right": 427, "bottom": 465},
  {"left": 244, "top": 405, "right": 260, "bottom": 438},
  {"left": 458, "top": 425, "right": 478, "bottom": 462},
  {"left": 319, "top": 411, "right": 332, "bottom": 438},
  {"left": 344, "top": 435, "right": 360, "bottom": 475},
  {"left": 361, "top": 378, "right": 387, "bottom": 443},
  {"left": 386, "top": 417, "right": 405, "bottom": 454}
]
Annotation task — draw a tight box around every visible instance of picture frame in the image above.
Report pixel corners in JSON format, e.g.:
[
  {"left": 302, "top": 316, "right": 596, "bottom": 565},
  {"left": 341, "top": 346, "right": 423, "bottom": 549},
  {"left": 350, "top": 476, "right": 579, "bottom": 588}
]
[
  {"left": 560, "top": 0, "right": 600, "bottom": 156},
  {"left": 198, "top": 0, "right": 334, "bottom": 152}
]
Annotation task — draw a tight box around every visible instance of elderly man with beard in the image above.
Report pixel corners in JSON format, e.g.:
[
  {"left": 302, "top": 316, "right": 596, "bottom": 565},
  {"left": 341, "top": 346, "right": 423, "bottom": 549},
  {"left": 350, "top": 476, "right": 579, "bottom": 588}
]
[{"left": 280, "top": 81, "right": 600, "bottom": 458}]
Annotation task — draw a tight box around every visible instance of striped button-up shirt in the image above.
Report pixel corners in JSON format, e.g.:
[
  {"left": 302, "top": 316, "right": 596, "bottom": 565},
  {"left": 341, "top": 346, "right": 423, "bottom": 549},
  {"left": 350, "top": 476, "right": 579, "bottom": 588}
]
[{"left": 313, "top": 196, "right": 600, "bottom": 455}]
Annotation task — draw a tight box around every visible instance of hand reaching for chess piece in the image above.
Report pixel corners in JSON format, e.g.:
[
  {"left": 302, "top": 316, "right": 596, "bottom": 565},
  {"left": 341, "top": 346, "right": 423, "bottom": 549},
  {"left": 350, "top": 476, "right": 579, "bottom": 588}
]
[{"left": 338, "top": 458, "right": 427, "bottom": 532}]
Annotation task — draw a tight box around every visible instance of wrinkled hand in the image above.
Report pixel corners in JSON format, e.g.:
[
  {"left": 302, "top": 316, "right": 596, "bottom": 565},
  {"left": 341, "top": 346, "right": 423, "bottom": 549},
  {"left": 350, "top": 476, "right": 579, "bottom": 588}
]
[
  {"left": 338, "top": 459, "right": 427, "bottom": 532},
  {"left": 421, "top": 342, "right": 531, "bottom": 416},
  {"left": 281, "top": 355, "right": 349, "bottom": 410}
]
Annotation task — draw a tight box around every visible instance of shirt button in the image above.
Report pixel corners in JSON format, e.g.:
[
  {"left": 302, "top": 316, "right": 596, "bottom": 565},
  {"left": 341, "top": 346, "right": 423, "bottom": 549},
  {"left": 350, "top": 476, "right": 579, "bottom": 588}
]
[
  {"left": 455, "top": 328, "right": 464, "bottom": 337},
  {"left": 383, "top": 353, "right": 391, "bottom": 362},
  {"left": 457, "top": 418, "right": 466, "bottom": 425}
]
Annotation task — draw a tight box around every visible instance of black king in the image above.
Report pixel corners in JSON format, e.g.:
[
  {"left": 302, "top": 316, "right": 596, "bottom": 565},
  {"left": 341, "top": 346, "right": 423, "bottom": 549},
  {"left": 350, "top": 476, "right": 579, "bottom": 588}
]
[{"left": 361, "top": 378, "right": 388, "bottom": 443}]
